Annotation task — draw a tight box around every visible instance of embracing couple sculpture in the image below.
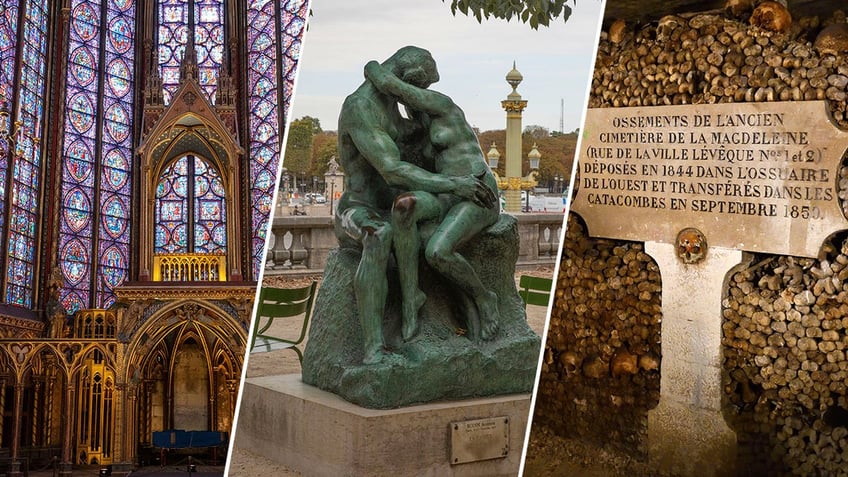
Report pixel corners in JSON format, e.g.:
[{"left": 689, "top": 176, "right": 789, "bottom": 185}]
[{"left": 334, "top": 46, "right": 501, "bottom": 364}]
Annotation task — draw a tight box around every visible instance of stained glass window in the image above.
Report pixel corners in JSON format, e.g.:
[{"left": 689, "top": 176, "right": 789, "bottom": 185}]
[
  {"left": 155, "top": 157, "right": 189, "bottom": 254},
  {"left": 59, "top": 0, "right": 135, "bottom": 313},
  {"left": 155, "top": 155, "right": 227, "bottom": 255},
  {"left": 247, "top": 0, "right": 307, "bottom": 279},
  {"left": 0, "top": 0, "right": 49, "bottom": 308},
  {"left": 158, "top": 0, "right": 223, "bottom": 104}
]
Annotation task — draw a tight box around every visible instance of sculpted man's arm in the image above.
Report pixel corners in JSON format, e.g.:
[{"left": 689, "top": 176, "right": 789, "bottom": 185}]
[
  {"left": 343, "top": 100, "right": 492, "bottom": 206},
  {"left": 347, "top": 123, "right": 457, "bottom": 194}
]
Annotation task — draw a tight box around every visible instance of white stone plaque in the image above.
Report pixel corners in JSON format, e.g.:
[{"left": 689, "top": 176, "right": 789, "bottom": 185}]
[
  {"left": 450, "top": 416, "right": 509, "bottom": 465},
  {"left": 572, "top": 101, "right": 848, "bottom": 257}
]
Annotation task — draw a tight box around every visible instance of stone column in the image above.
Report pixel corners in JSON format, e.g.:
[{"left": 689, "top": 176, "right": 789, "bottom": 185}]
[
  {"left": 46, "top": 374, "right": 55, "bottom": 445},
  {"left": 501, "top": 63, "right": 527, "bottom": 214},
  {"left": 143, "top": 380, "right": 153, "bottom": 444},
  {"left": 226, "top": 378, "right": 237, "bottom": 420},
  {"left": 9, "top": 382, "right": 23, "bottom": 477},
  {"left": 209, "top": 393, "right": 217, "bottom": 431},
  {"left": 166, "top": 393, "right": 173, "bottom": 430},
  {"left": 31, "top": 380, "right": 41, "bottom": 445},
  {"left": 121, "top": 386, "right": 138, "bottom": 471},
  {"left": 0, "top": 378, "right": 6, "bottom": 446},
  {"left": 108, "top": 379, "right": 138, "bottom": 474},
  {"left": 644, "top": 242, "right": 746, "bottom": 477},
  {"left": 59, "top": 384, "right": 75, "bottom": 477}
]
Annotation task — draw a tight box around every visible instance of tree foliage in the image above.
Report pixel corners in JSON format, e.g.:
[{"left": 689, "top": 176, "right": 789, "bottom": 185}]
[
  {"left": 283, "top": 116, "right": 314, "bottom": 175},
  {"left": 477, "top": 129, "right": 576, "bottom": 189},
  {"left": 310, "top": 131, "right": 338, "bottom": 177},
  {"left": 443, "top": 0, "right": 574, "bottom": 29},
  {"left": 524, "top": 124, "right": 550, "bottom": 139}
]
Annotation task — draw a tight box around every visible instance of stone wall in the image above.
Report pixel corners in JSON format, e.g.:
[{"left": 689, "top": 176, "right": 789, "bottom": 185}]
[{"left": 536, "top": 6, "right": 848, "bottom": 475}]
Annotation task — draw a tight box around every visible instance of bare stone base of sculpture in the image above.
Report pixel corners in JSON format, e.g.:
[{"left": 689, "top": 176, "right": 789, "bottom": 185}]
[
  {"left": 236, "top": 374, "right": 530, "bottom": 477},
  {"left": 302, "top": 215, "right": 541, "bottom": 409}
]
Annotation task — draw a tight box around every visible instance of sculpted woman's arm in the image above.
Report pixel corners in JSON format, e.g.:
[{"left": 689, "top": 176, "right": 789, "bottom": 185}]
[{"left": 364, "top": 60, "right": 453, "bottom": 116}]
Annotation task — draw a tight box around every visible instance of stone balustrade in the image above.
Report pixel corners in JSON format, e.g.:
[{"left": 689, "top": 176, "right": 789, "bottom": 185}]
[
  {"left": 73, "top": 309, "right": 117, "bottom": 339},
  {"left": 264, "top": 213, "right": 564, "bottom": 276}
]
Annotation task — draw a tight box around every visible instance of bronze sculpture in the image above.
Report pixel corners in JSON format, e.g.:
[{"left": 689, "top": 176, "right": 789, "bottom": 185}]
[
  {"left": 334, "top": 46, "right": 495, "bottom": 363},
  {"left": 302, "top": 46, "right": 539, "bottom": 408}
]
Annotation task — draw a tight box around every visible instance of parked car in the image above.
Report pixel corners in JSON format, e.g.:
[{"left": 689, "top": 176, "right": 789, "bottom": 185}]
[{"left": 312, "top": 194, "right": 327, "bottom": 204}]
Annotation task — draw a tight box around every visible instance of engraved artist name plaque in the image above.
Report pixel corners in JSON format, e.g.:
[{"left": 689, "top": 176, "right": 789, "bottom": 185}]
[{"left": 450, "top": 416, "right": 509, "bottom": 465}]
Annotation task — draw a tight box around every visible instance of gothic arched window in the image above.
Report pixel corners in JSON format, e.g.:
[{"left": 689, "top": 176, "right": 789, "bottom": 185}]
[
  {"left": 59, "top": 0, "right": 136, "bottom": 313},
  {"left": 0, "top": 1, "right": 49, "bottom": 308},
  {"left": 154, "top": 155, "right": 227, "bottom": 255},
  {"left": 158, "top": 0, "right": 224, "bottom": 104},
  {"left": 247, "top": 0, "right": 307, "bottom": 278}
]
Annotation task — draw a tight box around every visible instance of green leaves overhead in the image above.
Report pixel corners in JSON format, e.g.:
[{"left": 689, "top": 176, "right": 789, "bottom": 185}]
[{"left": 444, "top": 0, "right": 575, "bottom": 29}]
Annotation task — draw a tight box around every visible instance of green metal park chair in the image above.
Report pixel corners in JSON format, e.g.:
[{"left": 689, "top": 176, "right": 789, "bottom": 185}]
[
  {"left": 249, "top": 281, "right": 317, "bottom": 362},
  {"left": 518, "top": 275, "right": 553, "bottom": 310}
]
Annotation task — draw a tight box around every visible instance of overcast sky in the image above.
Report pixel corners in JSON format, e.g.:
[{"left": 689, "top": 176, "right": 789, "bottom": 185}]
[{"left": 287, "top": 0, "right": 605, "bottom": 134}]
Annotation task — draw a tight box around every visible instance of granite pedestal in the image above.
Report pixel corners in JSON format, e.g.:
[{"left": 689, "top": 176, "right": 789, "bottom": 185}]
[{"left": 235, "top": 374, "right": 531, "bottom": 477}]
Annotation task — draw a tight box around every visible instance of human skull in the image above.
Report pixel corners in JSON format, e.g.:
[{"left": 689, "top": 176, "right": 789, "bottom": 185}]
[{"left": 749, "top": 1, "right": 792, "bottom": 34}]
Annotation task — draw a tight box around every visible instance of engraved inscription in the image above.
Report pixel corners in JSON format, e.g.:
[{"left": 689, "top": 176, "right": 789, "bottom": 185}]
[
  {"left": 572, "top": 101, "right": 848, "bottom": 258},
  {"left": 450, "top": 417, "right": 509, "bottom": 465}
]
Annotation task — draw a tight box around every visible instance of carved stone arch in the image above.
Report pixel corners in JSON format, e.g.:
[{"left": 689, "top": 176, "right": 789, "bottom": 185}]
[
  {"left": 168, "top": 322, "right": 213, "bottom": 376},
  {"left": 16, "top": 345, "right": 69, "bottom": 448},
  {"left": 68, "top": 343, "right": 118, "bottom": 379},
  {"left": 142, "top": 345, "right": 169, "bottom": 381},
  {"left": 22, "top": 344, "right": 70, "bottom": 382},
  {"left": 0, "top": 343, "right": 36, "bottom": 382},
  {"left": 210, "top": 343, "right": 239, "bottom": 432},
  {"left": 0, "top": 348, "right": 13, "bottom": 380},
  {"left": 212, "top": 344, "right": 237, "bottom": 374},
  {"left": 150, "top": 121, "right": 233, "bottom": 179},
  {"left": 121, "top": 299, "right": 245, "bottom": 385}
]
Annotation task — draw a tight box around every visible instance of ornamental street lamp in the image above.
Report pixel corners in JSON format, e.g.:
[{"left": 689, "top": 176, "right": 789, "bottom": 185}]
[
  {"left": 486, "top": 141, "right": 539, "bottom": 213},
  {"left": 526, "top": 144, "right": 541, "bottom": 212}
]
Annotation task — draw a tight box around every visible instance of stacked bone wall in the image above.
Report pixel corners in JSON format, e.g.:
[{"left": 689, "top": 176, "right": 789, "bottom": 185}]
[
  {"left": 533, "top": 214, "right": 662, "bottom": 459},
  {"left": 535, "top": 7, "right": 848, "bottom": 474}
]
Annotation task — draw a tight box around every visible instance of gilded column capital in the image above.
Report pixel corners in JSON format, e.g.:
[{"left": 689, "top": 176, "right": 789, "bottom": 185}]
[{"left": 501, "top": 99, "right": 528, "bottom": 113}]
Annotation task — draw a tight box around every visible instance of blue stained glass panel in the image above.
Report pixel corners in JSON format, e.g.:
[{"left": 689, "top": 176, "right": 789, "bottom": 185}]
[
  {"left": 107, "top": 58, "right": 130, "bottom": 96},
  {"left": 158, "top": 0, "right": 223, "bottom": 103},
  {"left": 160, "top": 201, "right": 184, "bottom": 220},
  {"left": 5, "top": 0, "right": 49, "bottom": 307},
  {"left": 69, "top": 93, "right": 95, "bottom": 132},
  {"left": 248, "top": 0, "right": 288, "bottom": 279},
  {"left": 95, "top": 0, "right": 134, "bottom": 308},
  {"left": 70, "top": 47, "right": 96, "bottom": 86},
  {"left": 72, "top": 3, "right": 98, "bottom": 40},
  {"left": 62, "top": 239, "right": 89, "bottom": 284},
  {"left": 156, "top": 155, "right": 226, "bottom": 255},
  {"left": 59, "top": 0, "right": 135, "bottom": 311},
  {"left": 107, "top": 16, "right": 132, "bottom": 53},
  {"left": 101, "top": 195, "right": 127, "bottom": 238}
]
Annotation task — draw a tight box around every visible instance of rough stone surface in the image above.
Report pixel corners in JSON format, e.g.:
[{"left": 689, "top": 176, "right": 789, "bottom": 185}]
[{"left": 302, "top": 214, "right": 540, "bottom": 409}]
